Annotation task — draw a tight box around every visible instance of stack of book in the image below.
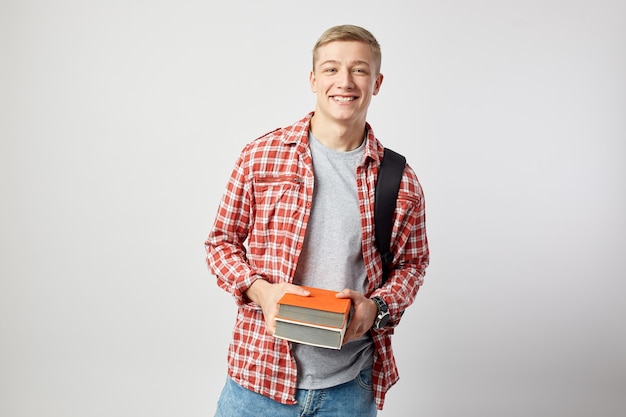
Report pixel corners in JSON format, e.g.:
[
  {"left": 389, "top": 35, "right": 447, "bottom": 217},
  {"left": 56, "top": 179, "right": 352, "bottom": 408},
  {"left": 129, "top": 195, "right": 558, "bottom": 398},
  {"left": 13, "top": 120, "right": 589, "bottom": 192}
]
[{"left": 274, "top": 286, "right": 352, "bottom": 350}]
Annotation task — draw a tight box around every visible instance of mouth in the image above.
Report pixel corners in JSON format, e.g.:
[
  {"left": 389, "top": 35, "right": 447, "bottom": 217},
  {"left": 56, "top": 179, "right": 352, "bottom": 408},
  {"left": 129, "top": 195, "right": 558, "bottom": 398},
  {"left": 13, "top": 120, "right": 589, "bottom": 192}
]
[{"left": 331, "top": 96, "right": 358, "bottom": 103}]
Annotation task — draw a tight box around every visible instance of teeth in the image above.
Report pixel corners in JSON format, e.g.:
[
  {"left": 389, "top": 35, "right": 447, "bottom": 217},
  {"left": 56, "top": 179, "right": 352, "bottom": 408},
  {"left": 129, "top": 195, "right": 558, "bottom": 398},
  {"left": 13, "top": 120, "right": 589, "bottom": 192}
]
[{"left": 334, "top": 96, "right": 355, "bottom": 102}]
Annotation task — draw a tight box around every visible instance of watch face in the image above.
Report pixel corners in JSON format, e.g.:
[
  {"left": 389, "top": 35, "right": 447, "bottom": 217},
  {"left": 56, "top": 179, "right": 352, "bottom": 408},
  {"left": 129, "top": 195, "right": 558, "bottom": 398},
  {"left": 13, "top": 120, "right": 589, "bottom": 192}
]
[{"left": 372, "top": 296, "right": 389, "bottom": 329}]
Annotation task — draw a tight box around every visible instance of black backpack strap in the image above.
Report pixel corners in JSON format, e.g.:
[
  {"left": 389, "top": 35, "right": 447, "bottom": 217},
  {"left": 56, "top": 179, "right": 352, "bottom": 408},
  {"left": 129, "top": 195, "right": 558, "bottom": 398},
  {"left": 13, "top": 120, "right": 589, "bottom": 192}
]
[{"left": 374, "top": 148, "right": 406, "bottom": 284}]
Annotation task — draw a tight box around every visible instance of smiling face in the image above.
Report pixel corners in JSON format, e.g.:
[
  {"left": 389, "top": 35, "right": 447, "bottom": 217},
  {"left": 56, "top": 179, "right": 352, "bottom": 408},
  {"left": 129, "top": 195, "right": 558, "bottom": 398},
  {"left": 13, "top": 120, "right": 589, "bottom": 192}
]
[{"left": 310, "top": 40, "right": 384, "bottom": 129}]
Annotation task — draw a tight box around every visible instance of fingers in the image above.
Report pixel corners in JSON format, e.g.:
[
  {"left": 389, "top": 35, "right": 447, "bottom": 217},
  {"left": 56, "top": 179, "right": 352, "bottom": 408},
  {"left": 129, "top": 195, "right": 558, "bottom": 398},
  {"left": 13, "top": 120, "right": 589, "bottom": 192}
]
[
  {"left": 335, "top": 288, "right": 369, "bottom": 308},
  {"left": 343, "top": 319, "right": 369, "bottom": 345},
  {"left": 335, "top": 288, "right": 353, "bottom": 298},
  {"left": 338, "top": 289, "right": 379, "bottom": 345},
  {"left": 283, "top": 283, "right": 310, "bottom": 297}
]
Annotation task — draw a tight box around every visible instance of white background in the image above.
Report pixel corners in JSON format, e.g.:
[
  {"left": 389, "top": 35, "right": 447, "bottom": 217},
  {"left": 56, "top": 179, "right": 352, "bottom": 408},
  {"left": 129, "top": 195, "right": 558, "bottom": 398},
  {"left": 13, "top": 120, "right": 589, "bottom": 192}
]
[{"left": 1, "top": 1, "right": 625, "bottom": 416}]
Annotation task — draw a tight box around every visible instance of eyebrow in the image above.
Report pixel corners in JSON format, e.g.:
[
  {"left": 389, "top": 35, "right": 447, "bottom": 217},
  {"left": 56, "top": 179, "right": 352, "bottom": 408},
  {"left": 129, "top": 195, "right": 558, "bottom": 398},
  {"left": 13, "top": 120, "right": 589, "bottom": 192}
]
[{"left": 318, "top": 59, "right": 371, "bottom": 68}]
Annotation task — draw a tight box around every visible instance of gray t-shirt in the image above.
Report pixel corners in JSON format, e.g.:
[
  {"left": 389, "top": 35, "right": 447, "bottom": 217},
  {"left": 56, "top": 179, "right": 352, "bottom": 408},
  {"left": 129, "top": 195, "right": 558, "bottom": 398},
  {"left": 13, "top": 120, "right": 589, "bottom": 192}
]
[{"left": 291, "top": 132, "right": 374, "bottom": 389}]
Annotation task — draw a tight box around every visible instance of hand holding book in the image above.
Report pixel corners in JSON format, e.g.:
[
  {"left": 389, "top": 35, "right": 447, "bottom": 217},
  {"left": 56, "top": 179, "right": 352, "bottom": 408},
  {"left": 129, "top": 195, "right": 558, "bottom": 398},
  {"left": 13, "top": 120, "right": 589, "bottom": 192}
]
[
  {"left": 335, "top": 288, "right": 379, "bottom": 344},
  {"left": 244, "top": 279, "right": 311, "bottom": 336}
]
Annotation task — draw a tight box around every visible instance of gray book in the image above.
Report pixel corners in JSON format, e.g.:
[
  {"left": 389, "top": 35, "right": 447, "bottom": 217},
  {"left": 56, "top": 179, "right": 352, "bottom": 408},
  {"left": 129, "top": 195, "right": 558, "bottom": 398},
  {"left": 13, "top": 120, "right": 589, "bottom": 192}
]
[{"left": 274, "top": 318, "right": 347, "bottom": 350}]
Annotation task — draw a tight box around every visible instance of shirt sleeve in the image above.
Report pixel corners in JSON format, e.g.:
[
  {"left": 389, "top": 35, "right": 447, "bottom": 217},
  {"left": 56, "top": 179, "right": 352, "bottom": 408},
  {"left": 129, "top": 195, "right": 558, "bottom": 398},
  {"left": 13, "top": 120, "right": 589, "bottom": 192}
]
[
  {"left": 204, "top": 146, "right": 264, "bottom": 307},
  {"left": 373, "top": 162, "right": 430, "bottom": 328}
]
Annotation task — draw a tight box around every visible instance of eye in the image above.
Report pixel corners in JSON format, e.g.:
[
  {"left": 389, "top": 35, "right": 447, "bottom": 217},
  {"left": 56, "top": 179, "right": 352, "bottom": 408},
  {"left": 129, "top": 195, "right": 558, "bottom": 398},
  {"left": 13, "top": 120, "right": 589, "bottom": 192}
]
[
  {"left": 323, "top": 67, "right": 337, "bottom": 73},
  {"left": 353, "top": 68, "right": 368, "bottom": 74}
]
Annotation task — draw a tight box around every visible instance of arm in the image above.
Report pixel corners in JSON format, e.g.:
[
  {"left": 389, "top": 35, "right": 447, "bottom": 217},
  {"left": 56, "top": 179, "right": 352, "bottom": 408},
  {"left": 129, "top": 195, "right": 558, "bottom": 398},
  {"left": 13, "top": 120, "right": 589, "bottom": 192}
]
[
  {"left": 205, "top": 144, "right": 310, "bottom": 333},
  {"left": 205, "top": 151, "right": 261, "bottom": 306},
  {"left": 371, "top": 163, "right": 430, "bottom": 329}
]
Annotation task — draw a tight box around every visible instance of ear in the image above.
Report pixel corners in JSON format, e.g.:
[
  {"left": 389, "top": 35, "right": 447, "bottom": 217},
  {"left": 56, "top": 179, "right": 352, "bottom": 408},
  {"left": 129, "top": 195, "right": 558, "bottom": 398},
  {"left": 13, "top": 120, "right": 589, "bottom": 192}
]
[
  {"left": 309, "top": 70, "right": 317, "bottom": 93},
  {"left": 372, "top": 73, "right": 384, "bottom": 96}
]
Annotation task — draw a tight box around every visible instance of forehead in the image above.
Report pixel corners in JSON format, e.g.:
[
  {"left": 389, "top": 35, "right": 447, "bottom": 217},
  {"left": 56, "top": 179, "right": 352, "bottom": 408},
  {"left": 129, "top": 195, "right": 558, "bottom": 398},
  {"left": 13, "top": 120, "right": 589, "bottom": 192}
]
[{"left": 314, "top": 40, "right": 375, "bottom": 67}]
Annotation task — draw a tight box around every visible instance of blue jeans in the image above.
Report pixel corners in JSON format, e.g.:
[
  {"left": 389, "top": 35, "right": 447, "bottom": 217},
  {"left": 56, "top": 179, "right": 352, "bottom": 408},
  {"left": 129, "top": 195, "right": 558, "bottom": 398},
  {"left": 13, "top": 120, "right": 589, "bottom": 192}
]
[{"left": 214, "top": 367, "right": 377, "bottom": 417}]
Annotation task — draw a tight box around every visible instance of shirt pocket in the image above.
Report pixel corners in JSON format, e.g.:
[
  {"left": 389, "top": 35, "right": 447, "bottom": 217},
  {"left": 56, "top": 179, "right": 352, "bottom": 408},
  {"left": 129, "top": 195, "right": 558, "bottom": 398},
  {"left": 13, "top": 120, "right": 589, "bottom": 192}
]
[
  {"left": 395, "top": 191, "right": 421, "bottom": 214},
  {"left": 392, "top": 191, "right": 422, "bottom": 244},
  {"left": 250, "top": 175, "right": 303, "bottom": 253}
]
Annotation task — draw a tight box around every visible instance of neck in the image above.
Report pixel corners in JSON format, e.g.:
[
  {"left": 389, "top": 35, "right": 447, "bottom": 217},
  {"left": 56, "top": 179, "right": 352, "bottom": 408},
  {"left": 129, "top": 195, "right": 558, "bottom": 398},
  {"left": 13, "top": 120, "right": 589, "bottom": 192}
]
[{"left": 309, "top": 114, "right": 366, "bottom": 152}]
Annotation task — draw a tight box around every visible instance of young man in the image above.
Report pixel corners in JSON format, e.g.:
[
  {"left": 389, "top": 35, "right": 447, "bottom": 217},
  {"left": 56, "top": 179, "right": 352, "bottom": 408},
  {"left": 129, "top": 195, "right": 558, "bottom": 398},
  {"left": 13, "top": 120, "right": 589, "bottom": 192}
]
[{"left": 205, "top": 24, "right": 429, "bottom": 416}]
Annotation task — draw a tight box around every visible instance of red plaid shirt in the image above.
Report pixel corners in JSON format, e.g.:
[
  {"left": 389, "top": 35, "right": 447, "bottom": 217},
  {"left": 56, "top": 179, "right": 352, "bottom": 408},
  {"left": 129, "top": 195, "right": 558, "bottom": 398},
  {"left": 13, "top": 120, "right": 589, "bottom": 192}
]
[{"left": 205, "top": 112, "right": 429, "bottom": 410}]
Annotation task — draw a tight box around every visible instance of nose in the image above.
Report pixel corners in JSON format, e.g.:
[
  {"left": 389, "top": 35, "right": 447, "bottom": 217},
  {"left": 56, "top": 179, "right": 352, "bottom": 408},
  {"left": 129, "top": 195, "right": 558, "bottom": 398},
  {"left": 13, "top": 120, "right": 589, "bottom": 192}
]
[{"left": 337, "top": 69, "right": 355, "bottom": 89}]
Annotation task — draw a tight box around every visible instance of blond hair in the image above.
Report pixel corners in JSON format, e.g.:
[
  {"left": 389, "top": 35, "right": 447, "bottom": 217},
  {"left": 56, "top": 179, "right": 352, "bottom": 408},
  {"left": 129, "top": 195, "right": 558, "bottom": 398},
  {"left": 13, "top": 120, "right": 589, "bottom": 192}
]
[{"left": 312, "top": 25, "right": 382, "bottom": 74}]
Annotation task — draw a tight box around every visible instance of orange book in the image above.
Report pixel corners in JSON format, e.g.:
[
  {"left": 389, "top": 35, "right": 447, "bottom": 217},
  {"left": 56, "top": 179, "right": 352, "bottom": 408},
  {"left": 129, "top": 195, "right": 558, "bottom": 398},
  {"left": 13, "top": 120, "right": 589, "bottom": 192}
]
[{"left": 274, "top": 286, "right": 352, "bottom": 349}]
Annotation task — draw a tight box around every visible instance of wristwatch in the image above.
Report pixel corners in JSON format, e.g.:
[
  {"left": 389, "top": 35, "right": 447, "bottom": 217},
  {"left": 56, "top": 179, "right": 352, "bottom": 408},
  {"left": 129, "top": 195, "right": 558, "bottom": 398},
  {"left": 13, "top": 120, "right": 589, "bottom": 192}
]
[{"left": 371, "top": 296, "right": 390, "bottom": 329}]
